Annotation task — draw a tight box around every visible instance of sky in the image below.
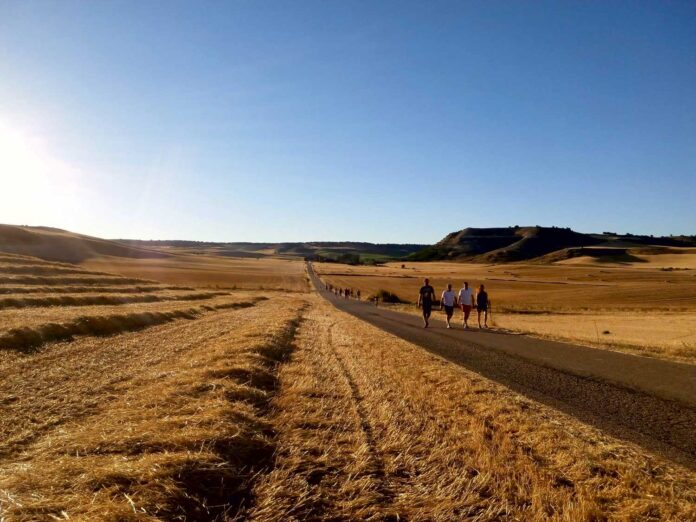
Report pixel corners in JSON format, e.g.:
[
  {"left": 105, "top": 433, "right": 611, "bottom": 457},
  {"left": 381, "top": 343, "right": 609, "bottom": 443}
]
[{"left": 0, "top": 1, "right": 694, "bottom": 243}]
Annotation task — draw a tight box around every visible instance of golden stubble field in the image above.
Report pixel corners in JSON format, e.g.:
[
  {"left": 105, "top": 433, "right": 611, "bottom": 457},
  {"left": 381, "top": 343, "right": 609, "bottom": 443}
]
[
  {"left": 1, "top": 252, "right": 694, "bottom": 520},
  {"left": 81, "top": 250, "right": 308, "bottom": 291},
  {"left": 314, "top": 257, "right": 696, "bottom": 362}
]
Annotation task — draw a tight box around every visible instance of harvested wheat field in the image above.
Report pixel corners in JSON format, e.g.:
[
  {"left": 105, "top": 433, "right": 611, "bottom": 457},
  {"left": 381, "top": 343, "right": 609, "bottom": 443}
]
[
  {"left": 81, "top": 253, "right": 308, "bottom": 291},
  {"left": 314, "top": 260, "right": 696, "bottom": 362},
  {"left": 0, "top": 254, "right": 264, "bottom": 355},
  {"left": 249, "top": 296, "right": 695, "bottom": 521},
  {"left": 0, "top": 253, "right": 694, "bottom": 520}
]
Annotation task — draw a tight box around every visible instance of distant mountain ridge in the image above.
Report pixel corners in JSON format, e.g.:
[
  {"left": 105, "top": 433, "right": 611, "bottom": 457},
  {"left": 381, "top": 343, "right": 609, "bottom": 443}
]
[
  {"left": 1, "top": 224, "right": 693, "bottom": 265},
  {"left": 408, "top": 226, "right": 696, "bottom": 263},
  {"left": 118, "top": 239, "right": 427, "bottom": 261}
]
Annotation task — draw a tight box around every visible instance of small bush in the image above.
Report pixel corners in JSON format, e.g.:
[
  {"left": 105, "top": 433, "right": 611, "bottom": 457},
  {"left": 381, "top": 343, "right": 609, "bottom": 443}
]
[{"left": 372, "top": 289, "right": 404, "bottom": 303}]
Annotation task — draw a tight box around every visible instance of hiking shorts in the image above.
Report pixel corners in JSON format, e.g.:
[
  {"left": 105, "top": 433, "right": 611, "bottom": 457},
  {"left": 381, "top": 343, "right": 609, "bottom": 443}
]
[{"left": 461, "top": 304, "right": 472, "bottom": 320}]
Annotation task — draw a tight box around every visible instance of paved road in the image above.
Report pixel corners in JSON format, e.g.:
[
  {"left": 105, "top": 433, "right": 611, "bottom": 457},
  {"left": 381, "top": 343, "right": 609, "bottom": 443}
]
[{"left": 308, "top": 263, "right": 696, "bottom": 470}]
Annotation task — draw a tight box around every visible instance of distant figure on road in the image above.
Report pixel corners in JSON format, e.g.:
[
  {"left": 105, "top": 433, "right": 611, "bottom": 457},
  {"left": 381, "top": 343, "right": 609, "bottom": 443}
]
[
  {"left": 417, "top": 278, "right": 436, "bottom": 328},
  {"left": 476, "top": 284, "right": 490, "bottom": 329},
  {"left": 458, "top": 282, "right": 474, "bottom": 329},
  {"left": 440, "top": 283, "right": 456, "bottom": 329},
  {"left": 356, "top": 289, "right": 361, "bottom": 300}
]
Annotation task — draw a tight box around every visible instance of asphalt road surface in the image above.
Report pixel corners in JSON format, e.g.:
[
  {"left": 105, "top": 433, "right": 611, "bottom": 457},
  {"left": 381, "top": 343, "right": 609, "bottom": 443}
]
[{"left": 308, "top": 263, "right": 696, "bottom": 470}]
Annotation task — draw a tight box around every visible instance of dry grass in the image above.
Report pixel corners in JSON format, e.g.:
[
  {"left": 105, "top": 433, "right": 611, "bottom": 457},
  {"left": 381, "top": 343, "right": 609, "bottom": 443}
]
[
  {"left": 0, "top": 284, "right": 194, "bottom": 294},
  {"left": 0, "top": 275, "right": 155, "bottom": 286},
  {"left": 0, "top": 290, "right": 229, "bottom": 310},
  {"left": 0, "top": 264, "right": 102, "bottom": 275},
  {"left": 0, "top": 294, "right": 254, "bottom": 333},
  {"left": 558, "top": 248, "right": 696, "bottom": 270},
  {"left": 250, "top": 296, "right": 696, "bottom": 520},
  {"left": 0, "top": 253, "right": 79, "bottom": 267},
  {"left": 2, "top": 251, "right": 693, "bottom": 520},
  {"left": 81, "top": 253, "right": 309, "bottom": 291},
  {"left": 315, "top": 261, "right": 696, "bottom": 362},
  {"left": 0, "top": 298, "right": 263, "bottom": 352},
  {"left": 0, "top": 297, "right": 306, "bottom": 520},
  {"left": 0, "top": 254, "right": 270, "bottom": 353},
  {"left": 492, "top": 311, "right": 696, "bottom": 362}
]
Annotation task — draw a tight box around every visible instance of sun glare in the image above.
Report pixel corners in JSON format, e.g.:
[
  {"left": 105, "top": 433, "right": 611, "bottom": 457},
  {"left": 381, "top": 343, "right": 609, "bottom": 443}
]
[{"left": 0, "top": 119, "right": 81, "bottom": 225}]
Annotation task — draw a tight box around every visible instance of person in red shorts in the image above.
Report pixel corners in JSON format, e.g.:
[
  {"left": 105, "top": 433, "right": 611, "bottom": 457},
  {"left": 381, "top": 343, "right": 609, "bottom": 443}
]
[{"left": 457, "top": 281, "right": 474, "bottom": 329}]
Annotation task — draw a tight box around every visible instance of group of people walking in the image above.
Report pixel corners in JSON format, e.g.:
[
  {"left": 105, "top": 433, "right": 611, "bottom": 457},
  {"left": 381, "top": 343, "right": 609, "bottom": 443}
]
[
  {"left": 322, "top": 275, "right": 490, "bottom": 330},
  {"left": 325, "top": 283, "right": 361, "bottom": 300},
  {"left": 417, "top": 278, "right": 490, "bottom": 329}
]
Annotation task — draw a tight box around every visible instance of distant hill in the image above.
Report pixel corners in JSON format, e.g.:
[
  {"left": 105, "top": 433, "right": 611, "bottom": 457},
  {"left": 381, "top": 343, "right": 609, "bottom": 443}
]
[
  {"left": 3, "top": 224, "right": 693, "bottom": 266},
  {"left": 0, "top": 225, "right": 169, "bottom": 263},
  {"left": 409, "top": 226, "right": 696, "bottom": 263},
  {"left": 119, "top": 239, "right": 426, "bottom": 262}
]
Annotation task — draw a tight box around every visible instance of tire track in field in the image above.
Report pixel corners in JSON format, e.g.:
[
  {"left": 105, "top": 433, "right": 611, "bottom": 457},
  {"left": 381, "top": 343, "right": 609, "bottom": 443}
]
[
  {"left": 327, "top": 322, "right": 396, "bottom": 512},
  {"left": 248, "top": 307, "right": 397, "bottom": 521}
]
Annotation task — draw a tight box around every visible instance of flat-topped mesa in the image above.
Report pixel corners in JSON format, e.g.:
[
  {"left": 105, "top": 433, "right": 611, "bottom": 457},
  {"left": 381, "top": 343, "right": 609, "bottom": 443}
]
[{"left": 412, "top": 226, "right": 695, "bottom": 263}]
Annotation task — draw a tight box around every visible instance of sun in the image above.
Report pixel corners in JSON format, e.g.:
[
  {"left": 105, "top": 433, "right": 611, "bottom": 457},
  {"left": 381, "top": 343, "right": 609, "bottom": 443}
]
[
  {"left": 0, "top": 119, "right": 80, "bottom": 225},
  {"left": 0, "top": 121, "right": 51, "bottom": 192}
]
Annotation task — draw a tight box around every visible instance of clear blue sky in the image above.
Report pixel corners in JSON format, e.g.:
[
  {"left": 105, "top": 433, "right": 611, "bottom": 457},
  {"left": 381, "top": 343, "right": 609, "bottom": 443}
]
[{"left": 1, "top": 1, "right": 694, "bottom": 242}]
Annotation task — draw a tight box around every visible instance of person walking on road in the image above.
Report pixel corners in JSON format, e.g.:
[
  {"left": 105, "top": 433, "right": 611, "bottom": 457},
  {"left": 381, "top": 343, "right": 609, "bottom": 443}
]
[
  {"left": 417, "top": 278, "right": 436, "bottom": 328},
  {"left": 458, "top": 282, "right": 474, "bottom": 329},
  {"left": 440, "top": 283, "right": 456, "bottom": 329},
  {"left": 476, "top": 284, "right": 490, "bottom": 329}
]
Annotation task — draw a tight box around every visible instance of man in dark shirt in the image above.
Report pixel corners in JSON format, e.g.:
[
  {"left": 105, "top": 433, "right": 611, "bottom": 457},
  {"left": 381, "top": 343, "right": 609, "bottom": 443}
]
[
  {"left": 417, "top": 278, "right": 436, "bottom": 328},
  {"left": 476, "top": 284, "right": 490, "bottom": 329}
]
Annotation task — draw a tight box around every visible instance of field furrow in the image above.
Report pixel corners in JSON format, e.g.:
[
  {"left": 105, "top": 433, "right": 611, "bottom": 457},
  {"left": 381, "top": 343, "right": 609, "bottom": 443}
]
[
  {"left": 0, "top": 295, "right": 263, "bottom": 352},
  {"left": 249, "top": 311, "right": 389, "bottom": 521},
  {"left": 0, "top": 275, "right": 155, "bottom": 286},
  {"left": 0, "top": 294, "right": 251, "bottom": 332},
  {"left": 0, "top": 290, "right": 229, "bottom": 310},
  {"left": 0, "top": 284, "right": 194, "bottom": 294},
  {"left": 0, "top": 265, "right": 103, "bottom": 275}
]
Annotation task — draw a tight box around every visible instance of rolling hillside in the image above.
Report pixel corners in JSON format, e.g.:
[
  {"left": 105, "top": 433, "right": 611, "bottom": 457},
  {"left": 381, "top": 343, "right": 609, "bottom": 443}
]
[
  {"left": 118, "top": 239, "right": 426, "bottom": 261},
  {"left": 3, "top": 224, "right": 694, "bottom": 266},
  {"left": 409, "top": 226, "right": 696, "bottom": 263},
  {"left": 0, "top": 225, "right": 169, "bottom": 263}
]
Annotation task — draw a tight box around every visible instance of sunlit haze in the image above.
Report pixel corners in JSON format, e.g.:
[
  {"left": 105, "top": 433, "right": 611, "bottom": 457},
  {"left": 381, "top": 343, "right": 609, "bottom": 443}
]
[{"left": 1, "top": 1, "right": 694, "bottom": 242}]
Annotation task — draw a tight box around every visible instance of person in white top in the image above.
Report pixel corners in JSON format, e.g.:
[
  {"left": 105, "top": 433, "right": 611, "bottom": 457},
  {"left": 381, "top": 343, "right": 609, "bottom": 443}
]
[
  {"left": 440, "top": 283, "right": 457, "bottom": 328},
  {"left": 457, "top": 281, "right": 474, "bottom": 329}
]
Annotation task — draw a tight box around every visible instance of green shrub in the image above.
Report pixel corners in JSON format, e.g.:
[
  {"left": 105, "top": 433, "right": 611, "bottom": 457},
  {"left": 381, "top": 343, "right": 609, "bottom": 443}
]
[{"left": 371, "top": 289, "right": 404, "bottom": 303}]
